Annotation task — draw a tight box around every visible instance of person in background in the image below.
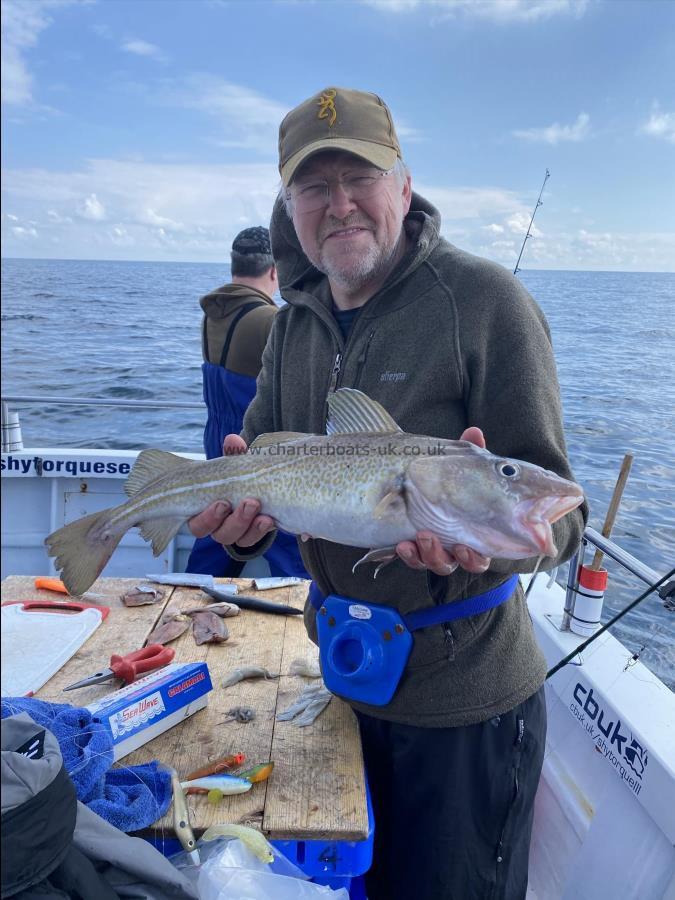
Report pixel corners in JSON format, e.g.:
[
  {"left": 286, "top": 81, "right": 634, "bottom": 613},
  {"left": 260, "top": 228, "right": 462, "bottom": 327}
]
[
  {"left": 186, "top": 226, "right": 307, "bottom": 578},
  {"left": 189, "top": 88, "right": 588, "bottom": 899}
]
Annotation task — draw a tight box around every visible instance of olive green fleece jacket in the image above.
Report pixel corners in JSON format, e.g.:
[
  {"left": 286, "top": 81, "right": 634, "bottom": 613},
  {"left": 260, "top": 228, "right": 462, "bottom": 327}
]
[
  {"left": 201, "top": 283, "right": 277, "bottom": 378},
  {"left": 234, "top": 191, "right": 588, "bottom": 728}
]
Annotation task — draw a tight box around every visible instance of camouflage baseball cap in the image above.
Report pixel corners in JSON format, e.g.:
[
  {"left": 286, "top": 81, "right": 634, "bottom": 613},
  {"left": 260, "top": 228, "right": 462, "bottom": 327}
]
[{"left": 279, "top": 87, "right": 401, "bottom": 186}]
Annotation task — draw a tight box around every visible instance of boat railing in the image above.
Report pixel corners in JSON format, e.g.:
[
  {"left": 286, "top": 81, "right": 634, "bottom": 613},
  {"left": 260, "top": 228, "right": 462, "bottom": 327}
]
[
  {"left": 562, "top": 527, "right": 672, "bottom": 630},
  {"left": 1, "top": 395, "right": 204, "bottom": 452},
  {"left": 4, "top": 394, "right": 673, "bottom": 614}
]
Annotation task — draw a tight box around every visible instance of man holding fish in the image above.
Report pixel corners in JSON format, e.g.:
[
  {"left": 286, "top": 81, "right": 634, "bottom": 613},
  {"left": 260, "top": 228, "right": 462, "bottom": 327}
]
[
  {"left": 187, "top": 87, "right": 588, "bottom": 900},
  {"left": 44, "top": 86, "right": 586, "bottom": 900}
]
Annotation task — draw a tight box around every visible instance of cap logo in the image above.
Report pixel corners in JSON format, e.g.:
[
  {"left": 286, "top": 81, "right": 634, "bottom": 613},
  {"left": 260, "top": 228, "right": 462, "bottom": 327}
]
[{"left": 317, "top": 89, "right": 337, "bottom": 128}]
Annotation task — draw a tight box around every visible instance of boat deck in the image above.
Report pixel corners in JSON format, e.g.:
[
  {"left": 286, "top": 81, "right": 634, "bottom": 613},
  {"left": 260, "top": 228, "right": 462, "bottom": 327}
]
[{"left": 0, "top": 576, "right": 369, "bottom": 842}]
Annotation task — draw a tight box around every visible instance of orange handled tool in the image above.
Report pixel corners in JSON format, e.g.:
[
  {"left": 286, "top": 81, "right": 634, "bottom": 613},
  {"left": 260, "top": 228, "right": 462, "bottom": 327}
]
[
  {"left": 34, "top": 577, "right": 69, "bottom": 594},
  {"left": 63, "top": 644, "right": 175, "bottom": 691}
]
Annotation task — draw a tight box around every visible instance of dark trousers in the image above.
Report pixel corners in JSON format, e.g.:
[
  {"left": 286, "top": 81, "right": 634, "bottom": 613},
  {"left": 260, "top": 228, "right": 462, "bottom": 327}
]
[{"left": 357, "top": 686, "right": 546, "bottom": 900}]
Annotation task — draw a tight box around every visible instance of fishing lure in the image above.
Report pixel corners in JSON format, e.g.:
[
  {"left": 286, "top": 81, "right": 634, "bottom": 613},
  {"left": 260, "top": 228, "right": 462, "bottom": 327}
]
[
  {"left": 180, "top": 773, "right": 252, "bottom": 795},
  {"left": 202, "top": 824, "right": 275, "bottom": 864},
  {"left": 239, "top": 761, "right": 274, "bottom": 783},
  {"left": 185, "top": 752, "right": 245, "bottom": 781},
  {"left": 168, "top": 769, "right": 200, "bottom": 864}
]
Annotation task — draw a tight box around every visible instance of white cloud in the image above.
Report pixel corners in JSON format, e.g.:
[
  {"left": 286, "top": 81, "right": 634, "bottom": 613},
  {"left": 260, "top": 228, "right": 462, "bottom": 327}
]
[
  {"left": 1, "top": 0, "right": 78, "bottom": 106},
  {"left": 513, "top": 112, "right": 590, "bottom": 145},
  {"left": 640, "top": 102, "right": 675, "bottom": 144},
  {"left": 121, "top": 39, "right": 166, "bottom": 61},
  {"left": 2, "top": 0, "right": 50, "bottom": 105},
  {"left": 480, "top": 226, "right": 675, "bottom": 271},
  {"left": 415, "top": 183, "right": 525, "bottom": 222},
  {"left": 506, "top": 212, "right": 541, "bottom": 237},
  {"left": 3, "top": 159, "right": 674, "bottom": 271},
  {"left": 138, "top": 208, "right": 184, "bottom": 231},
  {"left": 1, "top": 157, "right": 281, "bottom": 260},
  {"left": 160, "top": 75, "right": 288, "bottom": 154},
  {"left": 79, "top": 193, "right": 106, "bottom": 220},
  {"left": 361, "top": 0, "right": 589, "bottom": 23},
  {"left": 11, "top": 224, "right": 38, "bottom": 237},
  {"left": 47, "top": 208, "right": 72, "bottom": 223}
]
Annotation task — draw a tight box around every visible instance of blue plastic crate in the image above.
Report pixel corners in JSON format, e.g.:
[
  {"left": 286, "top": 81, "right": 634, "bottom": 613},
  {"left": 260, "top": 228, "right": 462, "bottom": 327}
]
[
  {"left": 145, "top": 836, "right": 183, "bottom": 857},
  {"left": 271, "top": 777, "right": 374, "bottom": 880}
]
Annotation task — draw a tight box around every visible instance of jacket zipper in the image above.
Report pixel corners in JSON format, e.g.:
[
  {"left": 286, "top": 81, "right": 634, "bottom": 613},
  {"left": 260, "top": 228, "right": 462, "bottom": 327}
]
[
  {"left": 328, "top": 351, "right": 343, "bottom": 394},
  {"left": 354, "top": 330, "right": 375, "bottom": 390},
  {"left": 317, "top": 329, "right": 370, "bottom": 590}
]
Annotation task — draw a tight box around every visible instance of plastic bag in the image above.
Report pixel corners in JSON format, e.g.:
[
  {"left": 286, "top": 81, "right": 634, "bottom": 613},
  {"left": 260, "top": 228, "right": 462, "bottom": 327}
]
[{"left": 173, "top": 837, "right": 349, "bottom": 900}]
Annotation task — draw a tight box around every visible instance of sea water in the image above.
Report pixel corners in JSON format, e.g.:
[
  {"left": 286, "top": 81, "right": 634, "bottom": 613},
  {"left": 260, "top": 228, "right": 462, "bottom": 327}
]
[{"left": 2, "top": 258, "right": 673, "bottom": 687}]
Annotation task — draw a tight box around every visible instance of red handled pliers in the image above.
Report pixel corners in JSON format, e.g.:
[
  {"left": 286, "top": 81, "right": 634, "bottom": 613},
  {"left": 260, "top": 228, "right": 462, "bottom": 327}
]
[{"left": 63, "top": 644, "right": 175, "bottom": 691}]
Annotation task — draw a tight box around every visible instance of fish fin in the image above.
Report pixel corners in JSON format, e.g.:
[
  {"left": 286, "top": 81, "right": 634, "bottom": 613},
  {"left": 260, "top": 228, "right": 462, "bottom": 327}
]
[
  {"left": 45, "top": 508, "right": 123, "bottom": 595},
  {"left": 373, "top": 488, "right": 407, "bottom": 520},
  {"left": 125, "top": 449, "right": 191, "bottom": 497},
  {"left": 249, "top": 431, "right": 309, "bottom": 449},
  {"left": 139, "top": 516, "right": 184, "bottom": 555},
  {"left": 351, "top": 546, "right": 398, "bottom": 575},
  {"left": 327, "top": 388, "right": 403, "bottom": 434}
]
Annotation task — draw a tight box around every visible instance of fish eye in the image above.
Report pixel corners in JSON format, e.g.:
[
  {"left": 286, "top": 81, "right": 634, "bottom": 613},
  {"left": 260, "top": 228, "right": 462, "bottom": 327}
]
[{"left": 498, "top": 462, "right": 519, "bottom": 478}]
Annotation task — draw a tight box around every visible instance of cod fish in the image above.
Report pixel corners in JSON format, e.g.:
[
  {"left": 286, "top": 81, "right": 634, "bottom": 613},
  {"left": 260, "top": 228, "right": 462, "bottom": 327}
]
[{"left": 45, "top": 389, "right": 584, "bottom": 596}]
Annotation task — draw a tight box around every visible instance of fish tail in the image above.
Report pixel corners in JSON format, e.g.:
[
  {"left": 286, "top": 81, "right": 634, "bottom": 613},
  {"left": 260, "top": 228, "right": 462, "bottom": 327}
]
[{"left": 44, "top": 508, "right": 125, "bottom": 595}]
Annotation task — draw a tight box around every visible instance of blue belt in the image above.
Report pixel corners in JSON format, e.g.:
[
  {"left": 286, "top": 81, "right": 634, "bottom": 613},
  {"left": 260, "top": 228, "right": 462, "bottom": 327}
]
[
  {"left": 309, "top": 574, "right": 518, "bottom": 630},
  {"left": 310, "top": 574, "right": 518, "bottom": 706}
]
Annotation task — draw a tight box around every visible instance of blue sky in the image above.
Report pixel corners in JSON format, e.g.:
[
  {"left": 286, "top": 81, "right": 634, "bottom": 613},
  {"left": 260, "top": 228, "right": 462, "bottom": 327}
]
[{"left": 2, "top": 0, "right": 674, "bottom": 271}]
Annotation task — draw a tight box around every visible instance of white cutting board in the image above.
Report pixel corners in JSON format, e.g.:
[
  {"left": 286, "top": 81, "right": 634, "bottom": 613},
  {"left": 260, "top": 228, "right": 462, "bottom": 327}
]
[{"left": 1, "top": 601, "right": 109, "bottom": 697}]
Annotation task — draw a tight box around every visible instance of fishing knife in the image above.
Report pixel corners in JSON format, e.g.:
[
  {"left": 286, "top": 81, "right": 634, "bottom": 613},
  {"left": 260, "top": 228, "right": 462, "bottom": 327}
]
[{"left": 202, "top": 585, "right": 303, "bottom": 616}]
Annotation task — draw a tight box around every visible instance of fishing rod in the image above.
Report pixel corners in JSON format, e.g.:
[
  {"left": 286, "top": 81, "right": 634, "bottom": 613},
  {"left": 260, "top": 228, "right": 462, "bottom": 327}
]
[
  {"left": 546, "top": 567, "right": 675, "bottom": 679},
  {"left": 514, "top": 169, "right": 550, "bottom": 275}
]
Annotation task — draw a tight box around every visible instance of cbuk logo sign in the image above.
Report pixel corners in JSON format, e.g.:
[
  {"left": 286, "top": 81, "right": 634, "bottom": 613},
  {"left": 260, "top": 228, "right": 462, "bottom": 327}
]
[{"left": 570, "top": 682, "right": 648, "bottom": 795}]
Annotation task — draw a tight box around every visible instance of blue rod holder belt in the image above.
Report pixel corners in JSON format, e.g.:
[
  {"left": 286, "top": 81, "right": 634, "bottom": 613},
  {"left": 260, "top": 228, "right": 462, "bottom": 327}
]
[{"left": 310, "top": 574, "right": 518, "bottom": 707}]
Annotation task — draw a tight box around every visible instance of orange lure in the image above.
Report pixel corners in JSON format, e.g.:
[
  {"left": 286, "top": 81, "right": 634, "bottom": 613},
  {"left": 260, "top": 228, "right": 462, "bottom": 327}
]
[{"left": 185, "top": 752, "right": 245, "bottom": 783}]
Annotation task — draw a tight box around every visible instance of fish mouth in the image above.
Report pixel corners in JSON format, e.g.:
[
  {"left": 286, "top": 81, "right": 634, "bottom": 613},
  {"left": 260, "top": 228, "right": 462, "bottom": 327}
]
[{"left": 516, "top": 493, "right": 584, "bottom": 557}]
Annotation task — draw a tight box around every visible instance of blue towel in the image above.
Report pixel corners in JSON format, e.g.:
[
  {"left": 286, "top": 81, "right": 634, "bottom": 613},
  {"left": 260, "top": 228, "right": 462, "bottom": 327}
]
[{"left": 1, "top": 697, "right": 172, "bottom": 832}]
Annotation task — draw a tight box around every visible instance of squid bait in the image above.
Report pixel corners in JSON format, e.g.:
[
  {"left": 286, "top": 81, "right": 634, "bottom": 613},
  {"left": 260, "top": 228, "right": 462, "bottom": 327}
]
[
  {"left": 289, "top": 657, "right": 322, "bottom": 678},
  {"left": 222, "top": 666, "right": 278, "bottom": 688},
  {"left": 181, "top": 602, "right": 240, "bottom": 617},
  {"left": 277, "top": 684, "right": 332, "bottom": 726},
  {"left": 202, "top": 824, "right": 275, "bottom": 864}
]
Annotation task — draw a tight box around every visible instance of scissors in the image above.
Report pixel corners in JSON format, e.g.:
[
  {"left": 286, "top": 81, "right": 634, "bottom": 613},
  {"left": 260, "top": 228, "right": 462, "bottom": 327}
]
[{"left": 63, "top": 644, "right": 175, "bottom": 691}]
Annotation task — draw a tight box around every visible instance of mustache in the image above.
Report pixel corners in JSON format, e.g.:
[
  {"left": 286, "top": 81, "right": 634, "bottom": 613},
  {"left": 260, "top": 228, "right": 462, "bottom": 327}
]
[{"left": 320, "top": 214, "right": 374, "bottom": 242}]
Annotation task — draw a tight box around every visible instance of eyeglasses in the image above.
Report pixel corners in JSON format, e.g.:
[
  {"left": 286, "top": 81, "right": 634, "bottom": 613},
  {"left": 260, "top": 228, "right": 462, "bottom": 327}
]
[{"left": 287, "top": 168, "right": 394, "bottom": 214}]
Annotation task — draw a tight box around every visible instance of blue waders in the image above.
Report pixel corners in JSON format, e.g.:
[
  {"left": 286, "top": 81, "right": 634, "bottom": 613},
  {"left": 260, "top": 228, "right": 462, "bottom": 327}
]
[{"left": 186, "top": 304, "right": 308, "bottom": 578}]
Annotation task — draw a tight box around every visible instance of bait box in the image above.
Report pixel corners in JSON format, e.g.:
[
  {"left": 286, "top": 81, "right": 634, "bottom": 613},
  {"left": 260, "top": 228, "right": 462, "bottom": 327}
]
[
  {"left": 85, "top": 662, "right": 212, "bottom": 761},
  {"left": 271, "top": 776, "right": 374, "bottom": 880}
]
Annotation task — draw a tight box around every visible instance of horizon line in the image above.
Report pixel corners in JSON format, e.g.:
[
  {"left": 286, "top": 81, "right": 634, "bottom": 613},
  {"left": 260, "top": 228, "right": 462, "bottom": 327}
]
[{"left": 1, "top": 256, "right": 673, "bottom": 276}]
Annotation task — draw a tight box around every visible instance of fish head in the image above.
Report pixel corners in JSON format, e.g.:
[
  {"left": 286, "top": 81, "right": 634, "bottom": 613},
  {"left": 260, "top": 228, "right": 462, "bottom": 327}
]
[{"left": 405, "top": 442, "right": 584, "bottom": 559}]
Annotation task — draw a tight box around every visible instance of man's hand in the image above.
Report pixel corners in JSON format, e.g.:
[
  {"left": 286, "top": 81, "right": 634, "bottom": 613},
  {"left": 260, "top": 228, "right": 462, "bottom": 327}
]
[
  {"left": 395, "top": 426, "right": 492, "bottom": 576},
  {"left": 188, "top": 434, "right": 275, "bottom": 548}
]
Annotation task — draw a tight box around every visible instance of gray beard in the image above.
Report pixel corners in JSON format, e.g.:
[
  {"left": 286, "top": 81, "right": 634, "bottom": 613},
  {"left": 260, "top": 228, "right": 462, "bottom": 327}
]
[{"left": 316, "top": 238, "right": 399, "bottom": 293}]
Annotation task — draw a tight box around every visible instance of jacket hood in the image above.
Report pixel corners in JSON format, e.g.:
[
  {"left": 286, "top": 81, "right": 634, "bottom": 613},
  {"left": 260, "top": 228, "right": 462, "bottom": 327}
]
[
  {"left": 200, "top": 283, "right": 275, "bottom": 317},
  {"left": 270, "top": 190, "right": 443, "bottom": 302}
]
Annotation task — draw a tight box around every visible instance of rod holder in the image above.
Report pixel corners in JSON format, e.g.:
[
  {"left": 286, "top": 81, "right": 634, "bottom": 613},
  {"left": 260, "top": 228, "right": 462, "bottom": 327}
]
[{"left": 1, "top": 402, "right": 23, "bottom": 453}]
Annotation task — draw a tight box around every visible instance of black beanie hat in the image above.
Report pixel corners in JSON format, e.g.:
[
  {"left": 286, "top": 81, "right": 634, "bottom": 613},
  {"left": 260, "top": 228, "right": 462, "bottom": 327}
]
[{"left": 232, "top": 226, "right": 272, "bottom": 257}]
